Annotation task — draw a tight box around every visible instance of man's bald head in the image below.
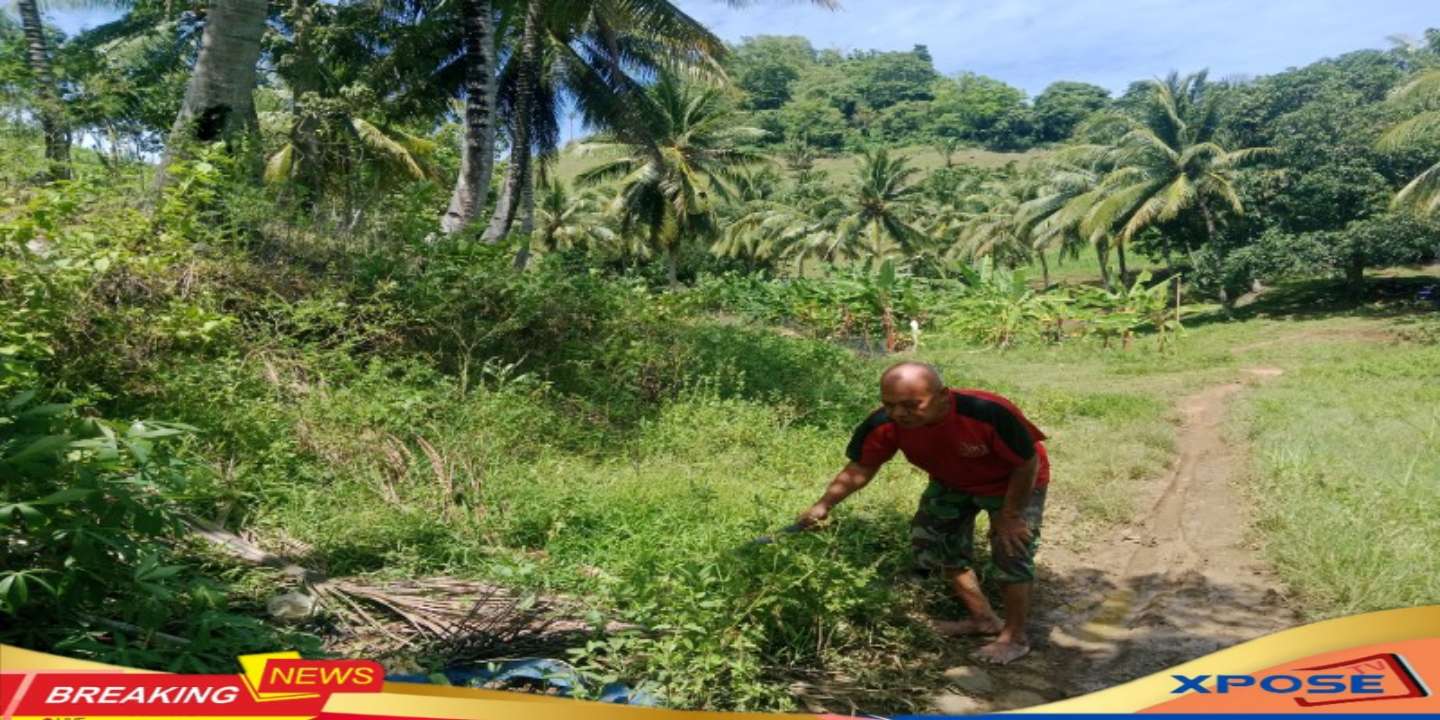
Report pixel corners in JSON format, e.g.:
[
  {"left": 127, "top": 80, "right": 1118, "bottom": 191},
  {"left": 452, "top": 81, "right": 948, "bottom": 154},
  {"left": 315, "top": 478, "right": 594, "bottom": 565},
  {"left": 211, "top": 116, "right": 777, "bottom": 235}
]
[
  {"left": 879, "top": 362, "right": 949, "bottom": 427},
  {"left": 881, "top": 362, "right": 944, "bottom": 394}
]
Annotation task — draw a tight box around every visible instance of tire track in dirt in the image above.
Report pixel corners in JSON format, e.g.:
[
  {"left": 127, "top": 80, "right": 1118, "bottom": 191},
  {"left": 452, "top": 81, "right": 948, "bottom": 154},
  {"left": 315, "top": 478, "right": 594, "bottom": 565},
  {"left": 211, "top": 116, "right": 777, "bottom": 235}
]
[{"left": 931, "top": 368, "right": 1300, "bottom": 713}]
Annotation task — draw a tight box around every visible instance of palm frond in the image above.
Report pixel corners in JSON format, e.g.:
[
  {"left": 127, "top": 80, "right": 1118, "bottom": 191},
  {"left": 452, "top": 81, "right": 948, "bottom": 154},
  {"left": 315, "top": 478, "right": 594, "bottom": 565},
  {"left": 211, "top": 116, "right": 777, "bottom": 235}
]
[
  {"left": 263, "top": 144, "right": 295, "bottom": 185},
  {"left": 351, "top": 117, "right": 428, "bottom": 180},
  {"left": 575, "top": 157, "right": 639, "bottom": 186},
  {"left": 1082, "top": 179, "right": 1157, "bottom": 241},
  {"left": 1377, "top": 111, "right": 1440, "bottom": 152},
  {"left": 1216, "top": 145, "right": 1276, "bottom": 168},
  {"left": 1393, "top": 161, "right": 1440, "bottom": 216},
  {"left": 1206, "top": 173, "right": 1245, "bottom": 215},
  {"left": 1387, "top": 69, "right": 1440, "bottom": 103}
]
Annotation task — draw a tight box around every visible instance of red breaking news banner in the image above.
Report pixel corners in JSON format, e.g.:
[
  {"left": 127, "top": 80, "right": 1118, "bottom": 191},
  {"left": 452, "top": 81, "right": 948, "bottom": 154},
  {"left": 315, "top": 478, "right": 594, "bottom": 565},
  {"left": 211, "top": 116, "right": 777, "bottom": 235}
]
[
  {"left": 5, "top": 673, "right": 331, "bottom": 716},
  {"left": 3, "top": 609, "right": 1439, "bottom": 718}
]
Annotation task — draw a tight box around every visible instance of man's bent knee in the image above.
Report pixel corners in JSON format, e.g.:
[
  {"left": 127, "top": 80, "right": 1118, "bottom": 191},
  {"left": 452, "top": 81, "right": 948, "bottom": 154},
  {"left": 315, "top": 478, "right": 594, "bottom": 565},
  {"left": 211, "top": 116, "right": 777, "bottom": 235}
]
[{"left": 941, "top": 565, "right": 978, "bottom": 580}]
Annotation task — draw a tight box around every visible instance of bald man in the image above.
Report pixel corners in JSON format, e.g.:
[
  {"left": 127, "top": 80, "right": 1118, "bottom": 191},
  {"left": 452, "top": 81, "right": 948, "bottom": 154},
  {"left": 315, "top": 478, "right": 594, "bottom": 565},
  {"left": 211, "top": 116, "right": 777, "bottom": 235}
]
[{"left": 798, "top": 362, "right": 1050, "bottom": 664}]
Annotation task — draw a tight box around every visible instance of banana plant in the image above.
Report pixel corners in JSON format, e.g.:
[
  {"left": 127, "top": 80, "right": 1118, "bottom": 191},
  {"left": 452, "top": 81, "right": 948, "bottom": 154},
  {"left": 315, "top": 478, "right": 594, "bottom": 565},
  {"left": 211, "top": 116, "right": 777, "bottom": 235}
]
[
  {"left": 1130, "top": 271, "right": 1185, "bottom": 351},
  {"left": 951, "top": 264, "right": 1057, "bottom": 348},
  {"left": 832, "top": 259, "right": 911, "bottom": 352},
  {"left": 1075, "top": 271, "right": 1181, "bottom": 350}
]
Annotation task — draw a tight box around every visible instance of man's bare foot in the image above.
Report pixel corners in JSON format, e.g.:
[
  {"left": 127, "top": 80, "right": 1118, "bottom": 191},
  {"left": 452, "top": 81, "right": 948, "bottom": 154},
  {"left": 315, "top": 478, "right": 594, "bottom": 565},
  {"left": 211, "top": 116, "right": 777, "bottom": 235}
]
[
  {"left": 931, "top": 617, "right": 1003, "bottom": 636},
  {"left": 974, "top": 637, "right": 1030, "bottom": 664}
]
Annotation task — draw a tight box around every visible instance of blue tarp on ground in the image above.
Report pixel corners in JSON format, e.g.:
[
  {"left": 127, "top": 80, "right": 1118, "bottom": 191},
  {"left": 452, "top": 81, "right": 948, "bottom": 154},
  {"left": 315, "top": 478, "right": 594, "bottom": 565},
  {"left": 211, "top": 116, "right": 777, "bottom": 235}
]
[
  {"left": 386, "top": 658, "right": 661, "bottom": 706},
  {"left": 1419, "top": 284, "right": 1439, "bottom": 308}
]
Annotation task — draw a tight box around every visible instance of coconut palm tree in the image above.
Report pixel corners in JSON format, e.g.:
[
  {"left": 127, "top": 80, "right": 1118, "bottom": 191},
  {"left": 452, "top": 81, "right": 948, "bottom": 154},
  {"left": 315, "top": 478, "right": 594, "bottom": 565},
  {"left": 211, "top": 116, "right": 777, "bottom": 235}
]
[
  {"left": 1077, "top": 71, "right": 1271, "bottom": 299},
  {"left": 16, "top": 0, "right": 70, "bottom": 178},
  {"left": 575, "top": 72, "right": 768, "bottom": 286},
  {"left": 155, "top": 0, "right": 269, "bottom": 190},
  {"left": 1020, "top": 146, "right": 1114, "bottom": 288},
  {"left": 951, "top": 177, "right": 1041, "bottom": 272},
  {"left": 781, "top": 134, "right": 816, "bottom": 172},
  {"left": 830, "top": 148, "right": 926, "bottom": 266},
  {"left": 932, "top": 135, "right": 963, "bottom": 168},
  {"left": 717, "top": 194, "right": 843, "bottom": 274},
  {"left": 479, "top": 0, "right": 731, "bottom": 242},
  {"left": 1379, "top": 69, "right": 1440, "bottom": 215},
  {"left": 479, "top": 0, "right": 837, "bottom": 239},
  {"left": 258, "top": 0, "right": 459, "bottom": 204},
  {"left": 527, "top": 177, "right": 614, "bottom": 255}
]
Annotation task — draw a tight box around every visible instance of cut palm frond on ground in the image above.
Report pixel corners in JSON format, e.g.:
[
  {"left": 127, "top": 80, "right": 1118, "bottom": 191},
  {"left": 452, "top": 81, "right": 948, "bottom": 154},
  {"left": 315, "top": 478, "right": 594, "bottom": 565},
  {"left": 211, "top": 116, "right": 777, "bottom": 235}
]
[{"left": 186, "top": 517, "right": 638, "bottom": 658}]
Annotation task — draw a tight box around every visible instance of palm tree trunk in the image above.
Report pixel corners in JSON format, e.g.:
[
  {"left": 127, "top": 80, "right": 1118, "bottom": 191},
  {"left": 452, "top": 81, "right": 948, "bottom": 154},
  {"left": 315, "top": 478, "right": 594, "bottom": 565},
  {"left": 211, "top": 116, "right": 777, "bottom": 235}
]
[
  {"left": 482, "top": 0, "right": 541, "bottom": 242},
  {"left": 155, "top": 0, "right": 269, "bottom": 192},
  {"left": 1199, "top": 203, "right": 1234, "bottom": 314},
  {"left": 18, "top": 0, "right": 70, "bottom": 180},
  {"left": 881, "top": 302, "right": 896, "bottom": 353},
  {"left": 486, "top": 168, "right": 515, "bottom": 233},
  {"left": 285, "top": 0, "right": 324, "bottom": 205},
  {"left": 1116, "top": 241, "right": 1129, "bottom": 286},
  {"left": 871, "top": 221, "right": 883, "bottom": 269},
  {"left": 1038, "top": 251, "right": 1050, "bottom": 290},
  {"left": 512, "top": 174, "right": 536, "bottom": 269},
  {"left": 106, "top": 124, "right": 121, "bottom": 170},
  {"left": 1345, "top": 253, "right": 1366, "bottom": 298},
  {"left": 441, "top": 0, "right": 497, "bottom": 234},
  {"left": 666, "top": 245, "right": 679, "bottom": 288},
  {"left": 1096, "top": 237, "right": 1112, "bottom": 290}
]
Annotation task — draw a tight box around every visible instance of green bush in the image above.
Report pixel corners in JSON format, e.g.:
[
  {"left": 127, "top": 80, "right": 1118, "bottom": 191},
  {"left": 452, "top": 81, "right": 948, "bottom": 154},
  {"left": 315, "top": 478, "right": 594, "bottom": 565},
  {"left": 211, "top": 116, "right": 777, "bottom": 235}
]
[{"left": 0, "top": 391, "right": 317, "bottom": 670}]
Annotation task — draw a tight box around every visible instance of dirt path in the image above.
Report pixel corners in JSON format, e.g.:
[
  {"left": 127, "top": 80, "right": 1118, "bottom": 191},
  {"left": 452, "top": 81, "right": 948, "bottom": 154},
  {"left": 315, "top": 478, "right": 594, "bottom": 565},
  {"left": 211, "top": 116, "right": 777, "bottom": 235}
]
[{"left": 928, "top": 369, "right": 1300, "bottom": 713}]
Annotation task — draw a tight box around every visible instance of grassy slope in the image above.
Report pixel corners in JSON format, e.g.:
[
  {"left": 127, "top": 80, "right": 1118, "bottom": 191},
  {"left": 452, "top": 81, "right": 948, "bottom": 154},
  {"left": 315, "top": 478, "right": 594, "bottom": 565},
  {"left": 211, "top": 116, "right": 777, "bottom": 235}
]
[
  {"left": 237, "top": 273, "right": 1438, "bottom": 676},
  {"left": 1225, "top": 286, "right": 1440, "bottom": 615},
  {"left": 1239, "top": 339, "right": 1440, "bottom": 615}
]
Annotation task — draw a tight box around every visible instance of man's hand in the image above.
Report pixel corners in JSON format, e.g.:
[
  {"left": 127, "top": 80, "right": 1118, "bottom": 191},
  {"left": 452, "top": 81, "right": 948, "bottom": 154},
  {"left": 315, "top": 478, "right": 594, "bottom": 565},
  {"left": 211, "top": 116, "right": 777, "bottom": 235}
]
[
  {"left": 799, "top": 463, "right": 876, "bottom": 530},
  {"left": 990, "top": 512, "right": 1032, "bottom": 558},
  {"left": 796, "top": 502, "right": 831, "bottom": 529}
]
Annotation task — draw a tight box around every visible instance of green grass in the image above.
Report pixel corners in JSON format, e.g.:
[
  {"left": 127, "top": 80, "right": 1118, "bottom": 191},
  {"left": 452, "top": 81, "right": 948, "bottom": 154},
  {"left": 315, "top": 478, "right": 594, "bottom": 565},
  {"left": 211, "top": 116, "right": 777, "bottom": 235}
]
[
  {"left": 1232, "top": 329, "right": 1440, "bottom": 618},
  {"left": 103, "top": 264, "right": 1440, "bottom": 708},
  {"left": 219, "top": 337, "right": 1189, "bottom": 709},
  {"left": 1034, "top": 247, "right": 1165, "bottom": 288}
]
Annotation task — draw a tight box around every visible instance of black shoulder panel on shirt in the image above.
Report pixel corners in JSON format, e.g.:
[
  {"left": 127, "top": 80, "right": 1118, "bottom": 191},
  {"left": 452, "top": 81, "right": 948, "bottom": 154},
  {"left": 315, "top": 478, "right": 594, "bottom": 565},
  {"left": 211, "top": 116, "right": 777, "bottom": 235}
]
[
  {"left": 846, "top": 408, "right": 891, "bottom": 462},
  {"left": 953, "top": 393, "right": 1035, "bottom": 460}
]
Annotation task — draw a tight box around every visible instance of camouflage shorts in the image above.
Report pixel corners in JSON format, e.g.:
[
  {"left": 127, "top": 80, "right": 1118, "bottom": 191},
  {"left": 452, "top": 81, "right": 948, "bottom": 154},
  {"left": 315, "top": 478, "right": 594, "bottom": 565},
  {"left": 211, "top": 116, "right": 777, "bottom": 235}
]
[{"left": 910, "top": 482, "right": 1046, "bottom": 583}]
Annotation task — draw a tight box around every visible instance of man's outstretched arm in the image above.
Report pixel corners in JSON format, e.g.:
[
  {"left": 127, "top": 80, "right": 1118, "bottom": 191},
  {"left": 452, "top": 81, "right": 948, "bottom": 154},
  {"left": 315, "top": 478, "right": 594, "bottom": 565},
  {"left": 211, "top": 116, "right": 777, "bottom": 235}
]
[{"left": 798, "top": 462, "right": 879, "bottom": 527}]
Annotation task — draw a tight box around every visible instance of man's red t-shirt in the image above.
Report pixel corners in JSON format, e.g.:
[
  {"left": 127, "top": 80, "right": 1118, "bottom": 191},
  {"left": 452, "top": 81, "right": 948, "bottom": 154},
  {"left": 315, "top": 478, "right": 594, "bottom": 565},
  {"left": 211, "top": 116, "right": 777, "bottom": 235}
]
[{"left": 846, "top": 388, "right": 1050, "bottom": 496}]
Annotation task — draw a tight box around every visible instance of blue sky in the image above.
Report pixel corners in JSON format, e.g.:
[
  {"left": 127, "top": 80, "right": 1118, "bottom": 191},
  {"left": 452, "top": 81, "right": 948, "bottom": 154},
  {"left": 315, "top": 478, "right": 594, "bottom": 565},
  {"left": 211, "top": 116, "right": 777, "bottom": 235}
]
[
  {"left": 40, "top": 1, "right": 1436, "bottom": 97},
  {"left": 674, "top": 0, "right": 1435, "bottom": 96}
]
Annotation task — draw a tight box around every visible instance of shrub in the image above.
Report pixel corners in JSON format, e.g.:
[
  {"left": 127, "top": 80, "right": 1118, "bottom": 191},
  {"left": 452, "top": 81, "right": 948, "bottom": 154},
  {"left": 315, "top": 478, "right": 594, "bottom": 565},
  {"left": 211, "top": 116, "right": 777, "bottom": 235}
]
[{"left": 0, "top": 391, "right": 317, "bottom": 670}]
